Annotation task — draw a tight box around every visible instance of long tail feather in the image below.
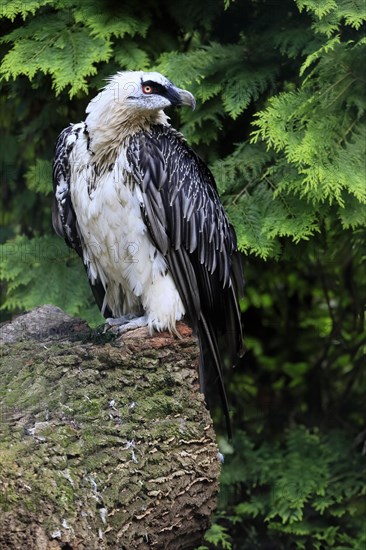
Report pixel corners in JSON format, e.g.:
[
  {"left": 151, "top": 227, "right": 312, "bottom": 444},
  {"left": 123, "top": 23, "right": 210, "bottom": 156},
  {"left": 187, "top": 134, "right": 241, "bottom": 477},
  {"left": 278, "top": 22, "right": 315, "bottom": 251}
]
[{"left": 198, "top": 314, "right": 232, "bottom": 439}]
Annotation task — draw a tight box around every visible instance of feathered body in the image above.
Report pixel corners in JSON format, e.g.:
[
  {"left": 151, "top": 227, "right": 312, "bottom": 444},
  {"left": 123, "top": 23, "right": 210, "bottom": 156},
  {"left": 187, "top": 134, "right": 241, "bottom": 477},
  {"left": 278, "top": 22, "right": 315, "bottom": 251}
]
[{"left": 52, "top": 71, "right": 243, "bottom": 434}]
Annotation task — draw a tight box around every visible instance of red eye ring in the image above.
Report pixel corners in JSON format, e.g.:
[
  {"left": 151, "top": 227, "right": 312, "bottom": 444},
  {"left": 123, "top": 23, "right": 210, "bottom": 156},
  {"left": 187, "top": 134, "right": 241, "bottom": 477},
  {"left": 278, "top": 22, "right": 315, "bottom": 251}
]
[{"left": 142, "top": 84, "right": 153, "bottom": 94}]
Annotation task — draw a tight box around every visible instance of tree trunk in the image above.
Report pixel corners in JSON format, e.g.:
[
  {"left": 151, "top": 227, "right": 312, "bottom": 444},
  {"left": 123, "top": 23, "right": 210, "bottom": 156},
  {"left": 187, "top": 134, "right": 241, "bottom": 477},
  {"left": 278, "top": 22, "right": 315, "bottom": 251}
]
[{"left": 0, "top": 305, "right": 220, "bottom": 549}]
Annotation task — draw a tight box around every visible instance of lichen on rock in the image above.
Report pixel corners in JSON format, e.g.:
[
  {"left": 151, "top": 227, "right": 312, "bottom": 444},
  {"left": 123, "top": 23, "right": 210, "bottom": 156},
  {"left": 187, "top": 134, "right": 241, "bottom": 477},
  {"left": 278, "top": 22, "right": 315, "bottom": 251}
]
[{"left": 0, "top": 306, "right": 220, "bottom": 549}]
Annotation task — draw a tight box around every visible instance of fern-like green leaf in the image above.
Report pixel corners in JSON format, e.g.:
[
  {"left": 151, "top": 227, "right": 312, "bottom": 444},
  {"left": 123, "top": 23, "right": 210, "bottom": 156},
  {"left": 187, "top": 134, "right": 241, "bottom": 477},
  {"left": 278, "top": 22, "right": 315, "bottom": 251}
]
[
  {"left": 222, "top": 67, "right": 277, "bottom": 119},
  {"left": 114, "top": 42, "right": 150, "bottom": 71},
  {"left": 204, "top": 524, "right": 232, "bottom": 550},
  {"left": 296, "top": 0, "right": 338, "bottom": 19},
  {"left": 0, "top": 13, "right": 112, "bottom": 96},
  {"left": 338, "top": 195, "right": 366, "bottom": 229},
  {"left": 0, "top": 0, "right": 52, "bottom": 21},
  {"left": 73, "top": 2, "right": 149, "bottom": 39},
  {"left": 25, "top": 159, "right": 53, "bottom": 195},
  {"left": 0, "top": 235, "right": 103, "bottom": 325},
  {"left": 299, "top": 35, "right": 341, "bottom": 75}
]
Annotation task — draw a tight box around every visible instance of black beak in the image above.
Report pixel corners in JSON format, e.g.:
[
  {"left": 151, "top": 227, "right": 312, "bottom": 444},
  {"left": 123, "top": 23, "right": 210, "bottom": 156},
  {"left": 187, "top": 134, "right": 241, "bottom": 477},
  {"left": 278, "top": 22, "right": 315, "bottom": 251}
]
[{"left": 167, "top": 85, "right": 196, "bottom": 110}]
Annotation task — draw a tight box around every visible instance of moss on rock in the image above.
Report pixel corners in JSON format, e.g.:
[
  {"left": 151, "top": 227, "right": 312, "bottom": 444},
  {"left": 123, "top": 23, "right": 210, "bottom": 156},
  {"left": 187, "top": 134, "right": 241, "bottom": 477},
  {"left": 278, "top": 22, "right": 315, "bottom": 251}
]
[{"left": 0, "top": 306, "right": 220, "bottom": 549}]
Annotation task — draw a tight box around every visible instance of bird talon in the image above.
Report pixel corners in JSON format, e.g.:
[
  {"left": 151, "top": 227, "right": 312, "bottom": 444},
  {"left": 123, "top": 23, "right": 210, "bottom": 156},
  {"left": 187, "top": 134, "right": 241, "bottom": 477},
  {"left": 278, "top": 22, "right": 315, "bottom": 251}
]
[{"left": 104, "top": 315, "right": 149, "bottom": 334}]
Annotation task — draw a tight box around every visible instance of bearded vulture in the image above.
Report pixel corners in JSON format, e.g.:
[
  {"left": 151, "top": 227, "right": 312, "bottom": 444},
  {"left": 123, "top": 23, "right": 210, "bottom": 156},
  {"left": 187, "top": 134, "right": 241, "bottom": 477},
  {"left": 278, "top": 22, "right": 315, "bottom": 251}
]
[{"left": 52, "top": 71, "right": 244, "bottom": 435}]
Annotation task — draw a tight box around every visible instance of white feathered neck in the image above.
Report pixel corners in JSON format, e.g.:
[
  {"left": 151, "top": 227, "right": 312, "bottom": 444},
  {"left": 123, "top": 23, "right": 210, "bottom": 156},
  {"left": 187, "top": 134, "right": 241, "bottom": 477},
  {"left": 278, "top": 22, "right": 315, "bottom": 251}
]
[{"left": 85, "top": 72, "right": 170, "bottom": 166}]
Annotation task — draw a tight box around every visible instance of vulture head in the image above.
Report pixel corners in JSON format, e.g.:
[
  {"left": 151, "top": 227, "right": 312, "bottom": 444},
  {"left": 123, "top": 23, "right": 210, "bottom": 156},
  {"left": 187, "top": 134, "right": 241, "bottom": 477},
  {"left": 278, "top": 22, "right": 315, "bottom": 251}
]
[
  {"left": 85, "top": 71, "right": 195, "bottom": 162},
  {"left": 86, "top": 71, "right": 194, "bottom": 120},
  {"left": 120, "top": 71, "right": 196, "bottom": 112}
]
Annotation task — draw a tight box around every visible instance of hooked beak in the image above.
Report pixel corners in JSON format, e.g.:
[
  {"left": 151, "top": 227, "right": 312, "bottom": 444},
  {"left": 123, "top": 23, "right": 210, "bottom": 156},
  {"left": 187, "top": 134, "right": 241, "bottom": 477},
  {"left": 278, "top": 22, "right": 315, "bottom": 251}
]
[
  {"left": 167, "top": 85, "right": 196, "bottom": 110},
  {"left": 176, "top": 88, "right": 196, "bottom": 110}
]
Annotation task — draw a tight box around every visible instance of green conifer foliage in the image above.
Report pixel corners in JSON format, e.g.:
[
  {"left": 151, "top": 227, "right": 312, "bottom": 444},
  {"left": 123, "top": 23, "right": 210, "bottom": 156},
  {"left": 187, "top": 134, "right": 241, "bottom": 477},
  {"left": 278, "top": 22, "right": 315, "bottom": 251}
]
[{"left": 1, "top": 1, "right": 365, "bottom": 547}]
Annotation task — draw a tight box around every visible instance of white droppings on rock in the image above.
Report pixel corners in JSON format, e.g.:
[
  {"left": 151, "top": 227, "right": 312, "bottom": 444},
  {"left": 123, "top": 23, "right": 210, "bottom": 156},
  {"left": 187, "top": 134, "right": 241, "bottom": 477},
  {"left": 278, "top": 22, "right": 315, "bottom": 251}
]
[{"left": 99, "top": 507, "right": 108, "bottom": 524}]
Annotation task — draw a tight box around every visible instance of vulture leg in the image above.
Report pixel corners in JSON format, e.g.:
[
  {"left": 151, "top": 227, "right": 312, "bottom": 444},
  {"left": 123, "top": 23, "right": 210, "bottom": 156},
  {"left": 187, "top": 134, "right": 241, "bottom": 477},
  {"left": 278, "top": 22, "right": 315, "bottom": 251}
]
[{"left": 104, "top": 315, "right": 149, "bottom": 334}]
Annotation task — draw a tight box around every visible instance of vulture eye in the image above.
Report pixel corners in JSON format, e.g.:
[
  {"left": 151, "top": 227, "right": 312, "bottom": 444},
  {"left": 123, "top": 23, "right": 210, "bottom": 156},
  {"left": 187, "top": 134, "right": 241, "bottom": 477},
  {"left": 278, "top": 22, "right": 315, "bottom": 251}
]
[{"left": 142, "top": 84, "right": 153, "bottom": 94}]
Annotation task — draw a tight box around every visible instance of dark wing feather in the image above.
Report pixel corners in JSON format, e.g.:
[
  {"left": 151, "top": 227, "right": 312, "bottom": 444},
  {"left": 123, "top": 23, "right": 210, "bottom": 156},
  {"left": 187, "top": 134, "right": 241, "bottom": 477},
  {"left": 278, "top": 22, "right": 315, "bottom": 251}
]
[
  {"left": 52, "top": 125, "right": 82, "bottom": 253},
  {"left": 52, "top": 125, "right": 112, "bottom": 317},
  {"left": 127, "top": 125, "right": 244, "bottom": 435}
]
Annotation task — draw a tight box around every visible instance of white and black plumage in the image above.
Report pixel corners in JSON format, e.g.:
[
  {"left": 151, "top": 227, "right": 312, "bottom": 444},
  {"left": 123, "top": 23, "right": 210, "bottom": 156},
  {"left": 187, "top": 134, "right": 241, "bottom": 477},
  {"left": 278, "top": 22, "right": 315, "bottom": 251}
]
[{"left": 52, "top": 71, "right": 244, "bottom": 434}]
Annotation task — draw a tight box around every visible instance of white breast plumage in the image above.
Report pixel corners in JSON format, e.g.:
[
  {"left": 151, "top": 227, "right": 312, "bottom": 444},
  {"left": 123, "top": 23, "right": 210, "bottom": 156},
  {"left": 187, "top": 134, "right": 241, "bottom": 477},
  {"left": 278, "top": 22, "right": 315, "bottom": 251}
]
[{"left": 67, "top": 126, "right": 185, "bottom": 331}]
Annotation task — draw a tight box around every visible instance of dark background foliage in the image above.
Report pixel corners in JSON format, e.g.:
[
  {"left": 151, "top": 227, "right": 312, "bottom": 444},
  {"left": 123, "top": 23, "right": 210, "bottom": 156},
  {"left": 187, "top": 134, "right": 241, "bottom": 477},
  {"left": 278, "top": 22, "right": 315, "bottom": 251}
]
[{"left": 1, "top": 0, "right": 365, "bottom": 547}]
